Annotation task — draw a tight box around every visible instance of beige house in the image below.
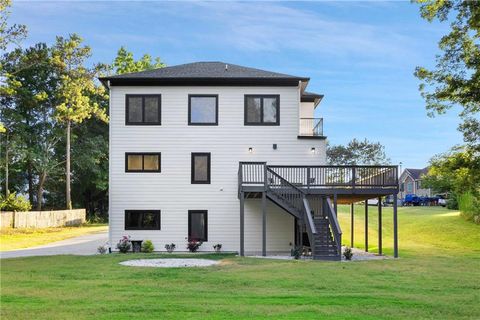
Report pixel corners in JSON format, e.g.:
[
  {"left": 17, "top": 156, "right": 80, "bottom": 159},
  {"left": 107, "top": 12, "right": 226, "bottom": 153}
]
[{"left": 399, "top": 168, "right": 431, "bottom": 199}]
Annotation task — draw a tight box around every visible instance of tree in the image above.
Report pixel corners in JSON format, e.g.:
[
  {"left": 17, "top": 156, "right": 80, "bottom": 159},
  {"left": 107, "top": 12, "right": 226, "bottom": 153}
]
[
  {"left": 0, "top": 43, "right": 61, "bottom": 209},
  {"left": 0, "top": 0, "right": 27, "bottom": 51},
  {"left": 414, "top": 0, "right": 480, "bottom": 151},
  {"left": 112, "top": 46, "right": 165, "bottom": 75},
  {"left": 327, "top": 138, "right": 391, "bottom": 165},
  {"left": 51, "top": 34, "right": 107, "bottom": 209}
]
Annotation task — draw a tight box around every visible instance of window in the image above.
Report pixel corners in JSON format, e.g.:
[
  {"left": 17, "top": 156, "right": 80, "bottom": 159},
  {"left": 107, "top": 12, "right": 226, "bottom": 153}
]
[
  {"left": 406, "top": 182, "right": 413, "bottom": 193},
  {"left": 244, "top": 95, "right": 280, "bottom": 125},
  {"left": 188, "top": 210, "right": 208, "bottom": 241},
  {"left": 191, "top": 153, "right": 211, "bottom": 184},
  {"left": 125, "top": 210, "right": 160, "bottom": 230},
  {"left": 126, "top": 94, "right": 161, "bottom": 125},
  {"left": 125, "top": 153, "right": 161, "bottom": 172},
  {"left": 188, "top": 95, "right": 218, "bottom": 125}
]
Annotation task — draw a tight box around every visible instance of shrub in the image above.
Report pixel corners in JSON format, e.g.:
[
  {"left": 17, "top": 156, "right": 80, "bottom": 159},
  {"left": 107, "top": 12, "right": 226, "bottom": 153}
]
[
  {"left": 446, "top": 193, "right": 458, "bottom": 210},
  {"left": 343, "top": 247, "right": 353, "bottom": 260},
  {"left": 0, "top": 193, "right": 32, "bottom": 211},
  {"left": 142, "top": 240, "right": 154, "bottom": 253},
  {"left": 291, "top": 246, "right": 302, "bottom": 260},
  {"left": 97, "top": 245, "right": 107, "bottom": 254},
  {"left": 116, "top": 235, "right": 131, "bottom": 253},
  {"left": 213, "top": 244, "right": 222, "bottom": 252},
  {"left": 458, "top": 192, "right": 480, "bottom": 224},
  {"left": 187, "top": 240, "right": 202, "bottom": 252},
  {"left": 165, "top": 243, "right": 176, "bottom": 253}
]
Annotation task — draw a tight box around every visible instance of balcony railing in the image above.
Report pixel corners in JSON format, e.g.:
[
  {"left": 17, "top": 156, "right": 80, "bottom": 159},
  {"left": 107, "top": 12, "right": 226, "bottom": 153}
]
[
  {"left": 299, "top": 118, "right": 323, "bottom": 137},
  {"left": 239, "top": 162, "right": 399, "bottom": 191}
]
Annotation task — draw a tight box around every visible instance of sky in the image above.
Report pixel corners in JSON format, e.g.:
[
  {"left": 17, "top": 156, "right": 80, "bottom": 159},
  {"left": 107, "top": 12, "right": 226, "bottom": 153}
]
[{"left": 9, "top": 0, "right": 465, "bottom": 169}]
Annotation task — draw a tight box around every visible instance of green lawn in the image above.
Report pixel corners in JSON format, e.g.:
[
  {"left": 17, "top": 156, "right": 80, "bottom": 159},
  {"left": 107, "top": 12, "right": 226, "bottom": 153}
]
[
  {"left": 1, "top": 206, "right": 479, "bottom": 319},
  {"left": 0, "top": 224, "right": 108, "bottom": 251}
]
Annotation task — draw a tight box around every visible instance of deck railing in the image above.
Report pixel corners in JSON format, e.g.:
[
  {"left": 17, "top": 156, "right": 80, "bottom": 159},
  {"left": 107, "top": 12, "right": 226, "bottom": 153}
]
[
  {"left": 299, "top": 118, "right": 323, "bottom": 137},
  {"left": 239, "top": 163, "right": 398, "bottom": 190}
]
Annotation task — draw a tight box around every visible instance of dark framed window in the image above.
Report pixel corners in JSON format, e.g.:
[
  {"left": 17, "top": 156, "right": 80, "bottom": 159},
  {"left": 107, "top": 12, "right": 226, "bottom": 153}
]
[
  {"left": 188, "top": 95, "right": 218, "bottom": 125},
  {"left": 126, "top": 94, "right": 161, "bottom": 125},
  {"left": 188, "top": 210, "right": 208, "bottom": 241},
  {"left": 125, "top": 210, "right": 161, "bottom": 230},
  {"left": 191, "top": 153, "right": 211, "bottom": 184},
  {"left": 125, "top": 153, "right": 161, "bottom": 172},
  {"left": 244, "top": 95, "right": 280, "bottom": 125}
]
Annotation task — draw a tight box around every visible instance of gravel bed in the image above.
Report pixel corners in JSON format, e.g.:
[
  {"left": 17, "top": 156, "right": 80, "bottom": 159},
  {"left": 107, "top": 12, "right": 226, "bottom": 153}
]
[
  {"left": 249, "top": 247, "right": 389, "bottom": 262},
  {"left": 119, "top": 258, "right": 220, "bottom": 268}
]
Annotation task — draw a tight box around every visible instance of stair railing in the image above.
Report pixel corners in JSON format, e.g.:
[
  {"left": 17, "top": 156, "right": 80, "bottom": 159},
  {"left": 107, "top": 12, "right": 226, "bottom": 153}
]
[
  {"left": 325, "top": 197, "right": 343, "bottom": 255},
  {"left": 266, "top": 168, "right": 317, "bottom": 253}
]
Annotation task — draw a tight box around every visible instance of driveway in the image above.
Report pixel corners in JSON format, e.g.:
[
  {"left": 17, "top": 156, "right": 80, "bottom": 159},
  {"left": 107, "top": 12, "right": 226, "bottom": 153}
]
[{"left": 0, "top": 231, "right": 108, "bottom": 259}]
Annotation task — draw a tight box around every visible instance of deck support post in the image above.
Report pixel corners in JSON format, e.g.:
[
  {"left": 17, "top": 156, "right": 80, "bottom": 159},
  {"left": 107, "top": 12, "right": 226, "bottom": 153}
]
[
  {"left": 350, "top": 203, "right": 354, "bottom": 247},
  {"left": 378, "top": 196, "right": 382, "bottom": 255},
  {"left": 365, "top": 200, "right": 369, "bottom": 252},
  {"left": 240, "top": 191, "right": 245, "bottom": 257},
  {"left": 393, "top": 193, "right": 398, "bottom": 258},
  {"left": 333, "top": 193, "right": 338, "bottom": 216},
  {"left": 262, "top": 190, "right": 267, "bottom": 257}
]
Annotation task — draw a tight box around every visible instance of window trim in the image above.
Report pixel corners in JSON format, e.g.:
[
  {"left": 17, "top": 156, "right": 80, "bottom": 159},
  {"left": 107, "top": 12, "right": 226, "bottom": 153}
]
[
  {"left": 125, "top": 152, "right": 161, "bottom": 173},
  {"left": 188, "top": 210, "right": 208, "bottom": 242},
  {"left": 188, "top": 94, "right": 219, "bottom": 126},
  {"left": 124, "top": 210, "right": 161, "bottom": 230},
  {"left": 244, "top": 94, "right": 280, "bottom": 126},
  {"left": 191, "top": 152, "right": 211, "bottom": 184},
  {"left": 125, "top": 94, "right": 162, "bottom": 125}
]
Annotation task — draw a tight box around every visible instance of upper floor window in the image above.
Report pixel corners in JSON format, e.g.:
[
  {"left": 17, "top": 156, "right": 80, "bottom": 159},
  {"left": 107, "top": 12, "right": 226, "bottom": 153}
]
[
  {"left": 126, "top": 94, "right": 161, "bottom": 125},
  {"left": 244, "top": 95, "right": 280, "bottom": 126},
  {"left": 189, "top": 95, "right": 218, "bottom": 125},
  {"left": 191, "top": 152, "right": 211, "bottom": 184},
  {"left": 125, "top": 210, "right": 161, "bottom": 230},
  {"left": 126, "top": 153, "right": 161, "bottom": 172}
]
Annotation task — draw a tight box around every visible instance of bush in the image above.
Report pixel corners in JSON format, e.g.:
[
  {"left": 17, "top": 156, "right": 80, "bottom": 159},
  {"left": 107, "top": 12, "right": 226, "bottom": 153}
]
[
  {"left": 165, "top": 243, "right": 176, "bottom": 253},
  {"left": 291, "top": 246, "right": 302, "bottom": 260},
  {"left": 116, "top": 236, "right": 131, "bottom": 253},
  {"left": 446, "top": 193, "right": 458, "bottom": 210},
  {"left": 0, "top": 193, "right": 32, "bottom": 211},
  {"left": 142, "top": 240, "right": 154, "bottom": 253},
  {"left": 97, "top": 245, "right": 107, "bottom": 254},
  {"left": 343, "top": 247, "right": 353, "bottom": 260},
  {"left": 458, "top": 192, "right": 480, "bottom": 224},
  {"left": 187, "top": 240, "right": 202, "bottom": 252},
  {"left": 213, "top": 244, "right": 222, "bottom": 252}
]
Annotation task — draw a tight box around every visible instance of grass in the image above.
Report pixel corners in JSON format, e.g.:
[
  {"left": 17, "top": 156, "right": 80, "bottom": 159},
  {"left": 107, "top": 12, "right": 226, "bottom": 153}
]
[
  {"left": 0, "top": 224, "right": 108, "bottom": 251},
  {"left": 1, "top": 206, "right": 479, "bottom": 319}
]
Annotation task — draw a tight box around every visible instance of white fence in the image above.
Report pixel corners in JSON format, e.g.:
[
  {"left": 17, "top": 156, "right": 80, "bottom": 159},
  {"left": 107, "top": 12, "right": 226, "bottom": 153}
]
[{"left": 0, "top": 209, "right": 86, "bottom": 228}]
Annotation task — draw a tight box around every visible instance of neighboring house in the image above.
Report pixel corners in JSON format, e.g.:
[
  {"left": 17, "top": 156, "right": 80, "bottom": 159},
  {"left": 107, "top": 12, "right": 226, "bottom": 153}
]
[
  {"left": 100, "top": 62, "right": 399, "bottom": 260},
  {"left": 399, "top": 168, "right": 431, "bottom": 199}
]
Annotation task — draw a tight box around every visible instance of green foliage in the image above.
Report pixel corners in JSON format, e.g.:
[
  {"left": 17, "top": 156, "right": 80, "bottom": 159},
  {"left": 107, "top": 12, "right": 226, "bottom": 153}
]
[
  {"left": 116, "top": 236, "right": 131, "bottom": 253},
  {"left": 290, "top": 246, "right": 302, "bottom": 260},
  {"left": 446, "top": 194, "right": 458, "bottom": 210},
  {"left": 0, "top": 192, "right": 32, "bottom": 211},
  {"left": 458, "top": 192, "right": 480, "bottom": 224},
  {"left": 343, "top": 246, "right": 353, "bottom": 260},
  {"left": 0, "top": 0, "right": 27, "bottom": 51},
  {"left": 112, "top": 46, "right": 165, "bottom": 75},
  {"left": 327, "top": 138, "right": 390, "bottom": 165},
  {"left": 187, "top": 240, "right": 203, "bottom": 252},
  {"left": 414, "top": 0, "right": 480, "bottom": 150},
  {"left": 141, "top": 240, "right": 154, "bottom": 253}
]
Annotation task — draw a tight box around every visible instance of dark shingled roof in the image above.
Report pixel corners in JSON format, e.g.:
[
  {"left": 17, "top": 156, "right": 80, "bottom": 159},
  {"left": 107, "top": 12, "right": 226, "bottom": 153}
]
[
  {"left": 405, "top": 168, "right": 429, "bottom": 180},
  {"left": 100, "top": 61, "right": 309, "bottom": 86}
]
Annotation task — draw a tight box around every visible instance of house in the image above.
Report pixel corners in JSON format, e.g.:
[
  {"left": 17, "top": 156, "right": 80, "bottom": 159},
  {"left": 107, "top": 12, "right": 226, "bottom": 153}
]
[
  {"left": 99, "top": 62, "right": 399, "bottom": 260},
  {"left": 399, "top": 168, "right": 431, "bottom": 199}
]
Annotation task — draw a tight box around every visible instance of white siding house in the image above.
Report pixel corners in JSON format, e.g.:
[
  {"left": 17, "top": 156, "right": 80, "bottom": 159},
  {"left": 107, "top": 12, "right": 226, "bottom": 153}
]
[{"left": 102, "top": 62, "right": 326, "bottom": 254}]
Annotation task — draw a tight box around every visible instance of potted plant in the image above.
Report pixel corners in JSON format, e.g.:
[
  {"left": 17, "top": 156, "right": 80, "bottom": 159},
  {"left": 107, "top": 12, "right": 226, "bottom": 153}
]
[
  {"left": 343, "top": 246, "right": 353, "bottom": 260},
  {"left": 142, "top": 240, "right": 154, "bottom": 253},
  {"left": 187, "top": 240, "right": 203, "bottom": 252},
  {"left": 116, "top": 235, "right": 131, "bottom": 253},
  {"left": 165, "top": 243, "right": 176, "bottom": 253},
  {"left": 213, "top": 243, "right": 222, "bottom": 253}
]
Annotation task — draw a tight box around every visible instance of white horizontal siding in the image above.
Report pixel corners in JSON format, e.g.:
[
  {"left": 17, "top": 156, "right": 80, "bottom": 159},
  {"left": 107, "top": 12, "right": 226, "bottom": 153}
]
[{"left": 109, "top": 85, "right": 326, "bottom": 252}]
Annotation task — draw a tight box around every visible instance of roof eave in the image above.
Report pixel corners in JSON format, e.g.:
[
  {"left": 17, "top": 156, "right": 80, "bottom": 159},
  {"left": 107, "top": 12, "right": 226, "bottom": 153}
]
[{"left": 100, "top": 77, "right": 308, "bottom": 87}]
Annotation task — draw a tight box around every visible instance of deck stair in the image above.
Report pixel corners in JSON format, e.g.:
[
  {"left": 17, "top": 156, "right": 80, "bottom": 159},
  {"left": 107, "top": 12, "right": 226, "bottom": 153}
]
[{"left": 265, "top": 167, "right": 342, "bottom": 260}]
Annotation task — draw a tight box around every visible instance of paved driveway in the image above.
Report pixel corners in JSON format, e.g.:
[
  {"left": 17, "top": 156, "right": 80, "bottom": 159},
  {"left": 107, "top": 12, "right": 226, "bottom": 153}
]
[{"left": 0, "top": 231, "right": 108, "bottom": 259}]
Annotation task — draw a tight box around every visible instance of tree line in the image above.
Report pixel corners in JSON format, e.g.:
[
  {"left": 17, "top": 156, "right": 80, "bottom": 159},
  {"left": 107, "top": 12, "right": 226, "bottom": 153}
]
[{"left": 0, "top": 0, "right": 164, "bottom": 218}]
